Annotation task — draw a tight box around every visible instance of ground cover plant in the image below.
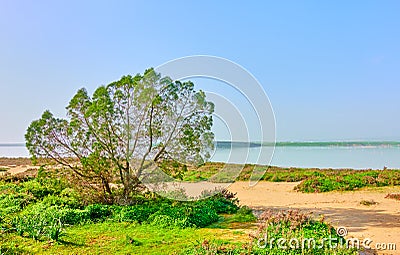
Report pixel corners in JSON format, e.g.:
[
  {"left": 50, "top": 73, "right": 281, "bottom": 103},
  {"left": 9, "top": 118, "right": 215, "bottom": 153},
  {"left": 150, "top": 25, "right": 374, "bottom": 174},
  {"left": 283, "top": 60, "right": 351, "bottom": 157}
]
[
  {"left": 0, "top": 170, "right": 362, "bottom": 254},
  {"left": 182, "top": 162, "right": 400, "bottom": 193}
]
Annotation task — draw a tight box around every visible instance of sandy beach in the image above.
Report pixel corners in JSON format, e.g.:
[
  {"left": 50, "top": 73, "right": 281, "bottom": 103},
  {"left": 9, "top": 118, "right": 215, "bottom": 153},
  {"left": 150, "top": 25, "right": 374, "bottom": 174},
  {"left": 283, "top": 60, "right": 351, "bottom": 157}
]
[
  {"left": 228, "top": 181, "right": 400, "bottom": 254},
  {"left": 1, "top": 161, "right": 400, "bottom": 254}
]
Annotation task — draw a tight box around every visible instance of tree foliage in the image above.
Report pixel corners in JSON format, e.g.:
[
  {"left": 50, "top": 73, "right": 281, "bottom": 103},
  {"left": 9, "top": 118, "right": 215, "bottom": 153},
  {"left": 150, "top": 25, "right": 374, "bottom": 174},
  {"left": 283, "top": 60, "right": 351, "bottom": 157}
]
[{"left": 25, "top": 68, "right": 214, "bottom": 202}]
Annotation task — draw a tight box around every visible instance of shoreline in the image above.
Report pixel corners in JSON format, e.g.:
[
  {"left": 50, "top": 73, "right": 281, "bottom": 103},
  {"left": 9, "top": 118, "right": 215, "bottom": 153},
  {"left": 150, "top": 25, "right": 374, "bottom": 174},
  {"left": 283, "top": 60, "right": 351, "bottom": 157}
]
[{"left": 0, "top": 157, "right": 399, "bottom": 171}]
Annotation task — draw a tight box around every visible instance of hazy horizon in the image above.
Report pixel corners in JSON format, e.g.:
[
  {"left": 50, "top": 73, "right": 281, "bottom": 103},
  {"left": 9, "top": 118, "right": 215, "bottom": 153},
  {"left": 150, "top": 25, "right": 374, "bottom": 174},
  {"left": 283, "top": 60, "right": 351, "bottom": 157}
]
[{"left": 2, "top": 139, "right": 400, "bottom": 147}]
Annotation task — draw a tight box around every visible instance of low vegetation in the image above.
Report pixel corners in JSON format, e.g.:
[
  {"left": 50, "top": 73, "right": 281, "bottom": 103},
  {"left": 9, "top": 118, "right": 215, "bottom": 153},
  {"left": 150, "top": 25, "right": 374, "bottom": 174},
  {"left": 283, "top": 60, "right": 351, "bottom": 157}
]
[
  {"left": 181, "top": 162, "right": 400, "bottom": 193},
  {"left": 385, "top": 193, "right": 400, "bottom": 201},
  {"left": 184, "top": 210, "right": 358, "bottom": 255},
  {"left": 0, "top": 169, "right": 359, "bottom": 254},
  {"left": 359, "top": 199, "right": 378, "bottom": 206}
]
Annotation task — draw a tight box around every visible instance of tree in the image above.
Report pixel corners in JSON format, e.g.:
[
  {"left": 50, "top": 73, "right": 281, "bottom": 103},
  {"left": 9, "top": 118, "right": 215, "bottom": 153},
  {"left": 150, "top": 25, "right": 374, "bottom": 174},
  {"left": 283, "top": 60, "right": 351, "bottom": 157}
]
[{"left": 25, "top": 68, "right": 215, "bottom": 202}]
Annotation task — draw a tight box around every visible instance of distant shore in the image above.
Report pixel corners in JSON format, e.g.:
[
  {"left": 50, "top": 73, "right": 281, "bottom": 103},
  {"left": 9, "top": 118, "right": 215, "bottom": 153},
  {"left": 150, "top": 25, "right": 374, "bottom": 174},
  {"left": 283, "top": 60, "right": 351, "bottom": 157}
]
[{"left": 2, "top": 141, "right": 400, "bottom": 169}]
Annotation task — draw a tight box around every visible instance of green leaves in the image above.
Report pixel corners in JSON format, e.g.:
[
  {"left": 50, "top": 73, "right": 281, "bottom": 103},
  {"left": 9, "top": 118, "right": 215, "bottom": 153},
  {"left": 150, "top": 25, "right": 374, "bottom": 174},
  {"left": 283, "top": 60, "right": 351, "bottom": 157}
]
[{"left": 25, "top": 68, "right": 215, "bottom": 201}]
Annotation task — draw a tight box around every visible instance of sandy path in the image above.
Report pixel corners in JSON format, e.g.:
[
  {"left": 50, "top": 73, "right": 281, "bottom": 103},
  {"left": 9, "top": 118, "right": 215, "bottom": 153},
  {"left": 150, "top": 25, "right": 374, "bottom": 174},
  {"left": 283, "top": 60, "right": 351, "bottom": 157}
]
[
  {"left": 2, "top": 161, "right": 399, "bottom": 254},
  {"left": 1, "top": 165, "right": 40, "bottom": 175},
  {"left": 228, "top": 181, "right": 400, "bottom": 254}
]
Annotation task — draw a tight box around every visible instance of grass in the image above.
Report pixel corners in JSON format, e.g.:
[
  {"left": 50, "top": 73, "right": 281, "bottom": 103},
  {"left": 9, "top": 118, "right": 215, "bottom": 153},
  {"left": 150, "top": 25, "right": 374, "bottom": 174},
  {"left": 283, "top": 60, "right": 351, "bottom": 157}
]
[
  {"left": 0, "top": 222, "right": 248, "bottom": 254},
  {"left": 0, "top": 213, "right": 358, "bottom": 255},
  {"left": 180, "top": 163, "right": 400, "bottom": 193},
  {"left": 2, "top": 158, "right": 400, "bottom": 193},
  {"left": 0, "top": 169, "right": 364, "bottom": 254},
  {"left": 293, "top": 169, "right": 400, "bottom": 192},
  {"left": 0, "top": 173, "right": 250, "bottom": 254},
  {"left": 385, "top": 193, "right": 400, "bottom": 201},
  {"left": 184, "top": 209, "right": 358, "bottom": 255},
  {"left": 0, "top": 158, "right": 33, "bottom": 166},
  {"left": 209, "top": 206, "right": 257, "bottom": 229}
]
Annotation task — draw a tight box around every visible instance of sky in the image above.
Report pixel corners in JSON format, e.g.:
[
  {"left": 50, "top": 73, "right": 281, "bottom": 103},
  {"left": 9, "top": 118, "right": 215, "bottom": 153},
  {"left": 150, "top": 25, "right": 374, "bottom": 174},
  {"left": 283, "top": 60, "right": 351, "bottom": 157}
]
[{"left": 0, "top": 0, "right": 399, "bottom": 143}]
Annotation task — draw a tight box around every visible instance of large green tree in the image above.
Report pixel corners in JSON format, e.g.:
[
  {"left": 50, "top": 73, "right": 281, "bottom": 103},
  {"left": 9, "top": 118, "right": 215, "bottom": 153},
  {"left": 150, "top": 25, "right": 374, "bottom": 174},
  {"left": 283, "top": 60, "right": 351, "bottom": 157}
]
[{"left": 25, "top": 69, "right": 214, "bottom": 202}]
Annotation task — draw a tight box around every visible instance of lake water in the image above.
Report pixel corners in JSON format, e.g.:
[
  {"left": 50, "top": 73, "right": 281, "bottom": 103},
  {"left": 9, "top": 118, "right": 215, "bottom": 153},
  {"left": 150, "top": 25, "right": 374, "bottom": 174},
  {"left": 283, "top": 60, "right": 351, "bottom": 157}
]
[
  {"left": 0, "top": 145, "right": 30, "bottom": 158},
  {"left": 1, "top": 143, "right": 400, "bottom": 169},
  {"left": 210, "top": 145, "right": 400, "bottom": 169}
]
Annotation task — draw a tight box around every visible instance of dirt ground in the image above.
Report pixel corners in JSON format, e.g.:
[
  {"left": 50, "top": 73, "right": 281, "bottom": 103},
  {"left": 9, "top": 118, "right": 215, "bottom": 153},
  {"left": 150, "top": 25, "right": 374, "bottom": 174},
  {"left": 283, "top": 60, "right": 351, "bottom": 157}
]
[
  {"left": 1, "top": 159, "right": 399, "bottom": 254},
  {"left": 228, "top": 181, "right": 400, "bottom": 255}
]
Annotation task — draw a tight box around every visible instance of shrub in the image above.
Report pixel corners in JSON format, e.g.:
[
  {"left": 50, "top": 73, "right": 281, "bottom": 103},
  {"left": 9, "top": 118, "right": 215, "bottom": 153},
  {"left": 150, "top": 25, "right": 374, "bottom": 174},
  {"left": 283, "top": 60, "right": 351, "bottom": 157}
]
[
  {"left": 198, "top": 194, "right": 239, "bottom": 214},
  {"left": 0, "top": 193, "right": 34, "bottom": 214},
  {"left": 359, "top": 200, "right": 377, "bottom": 206},
  {"left": 11, "top": 204, "right": 65, "bottom": 241},
  {"left": 149, "top": 214, "right": 191, "bottom": 228},
  {"left": 41, "top": 190, "right": 82, "bottom": 209},
  {"left": 21, "top": 179, "right": 62, "bottom": 199},
  {"left": 85, "top": 204, "right": 112, "bottom": 222},
  {"left": 186, "top": 206, "right": 219, "bottom": 228},
  {"left": 385, "top": 193, "right": 400, "bottom": 201},
  {"left": 248, "top": 209, "right": 356, "bottom": 255},
  {"left": 59, "top": 208, "right": 90, "bottom": 225},
  {"left": 117, "top": 205, "right": 158, "bottom": 223}
]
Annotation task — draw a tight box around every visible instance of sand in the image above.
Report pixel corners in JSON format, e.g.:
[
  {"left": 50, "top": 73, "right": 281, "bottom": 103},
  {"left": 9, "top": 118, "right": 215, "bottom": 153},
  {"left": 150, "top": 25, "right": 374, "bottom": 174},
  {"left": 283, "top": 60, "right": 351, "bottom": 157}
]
[
  {"left": 228, "top": 181, "right": 400, "bottom": 254},
  {"left": 2, "top": 163, "right": 399, "bottom": 254}
]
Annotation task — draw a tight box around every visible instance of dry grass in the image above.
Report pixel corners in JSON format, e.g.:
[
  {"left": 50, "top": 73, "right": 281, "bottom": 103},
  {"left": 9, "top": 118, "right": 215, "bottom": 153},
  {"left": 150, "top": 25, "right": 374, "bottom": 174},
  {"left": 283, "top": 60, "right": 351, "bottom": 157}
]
[
  {"left": 359, "top": 199, "right": 378, "bottom": 206},
  {"left": 0, "top": 157, "right": 33, "bottom": 166},
  {"left": 385, "top": 193, "right": 400, "bottom": 201}
]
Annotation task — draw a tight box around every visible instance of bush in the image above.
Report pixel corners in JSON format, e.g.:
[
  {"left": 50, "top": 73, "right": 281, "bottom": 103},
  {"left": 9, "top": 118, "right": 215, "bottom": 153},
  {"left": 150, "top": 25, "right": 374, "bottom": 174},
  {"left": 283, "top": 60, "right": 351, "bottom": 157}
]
[
  {"left": 198, "top": 194, "right": 239, "bottom": 214},
  {"left": 41, "top": 190, "right": 82, "bottom": 209},
  {"left": 117, "top": 204, "right": 158, "bottom": 223},
  {"left": 0, "top": 193, "right": 34, "bottom": 214},
  {"left": 186, "top": 206, "right": 219, "bottom": 228},
  {"left": 21, "top": 179, "right": 64, "bottom": 199},
  {"left": 11, "top": 204, "right": 65, "bottom": 241},
  {"left": 85, "top": 204, "right": 112, "bottom": 222},
  {"left": 113, "top": 190, "right": 238, "bottom": 228},
  {"left": 59, "top": 208, "right": 90, "bottom": 225},
  {"left": 147, "top": 204, "right": 191, "bottom": 228},
  {"left": 148, "top": 214, "right": 191, "bottom": 228},
  {"left": 385, "top": 193, "right": 400, "bottom": 201},
  {"left": 248, "top": 209, "right": 357, "bottom": 255},
  {"left": 145, "top": 202, "right": 220, "bottom": 228}
]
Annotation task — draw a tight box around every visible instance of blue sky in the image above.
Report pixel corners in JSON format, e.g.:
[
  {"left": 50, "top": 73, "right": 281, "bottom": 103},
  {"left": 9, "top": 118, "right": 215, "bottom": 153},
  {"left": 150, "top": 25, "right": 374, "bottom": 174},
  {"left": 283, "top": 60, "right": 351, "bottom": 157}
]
[{"left": 0, "top": 0, "right": 399, "bottom": 143}]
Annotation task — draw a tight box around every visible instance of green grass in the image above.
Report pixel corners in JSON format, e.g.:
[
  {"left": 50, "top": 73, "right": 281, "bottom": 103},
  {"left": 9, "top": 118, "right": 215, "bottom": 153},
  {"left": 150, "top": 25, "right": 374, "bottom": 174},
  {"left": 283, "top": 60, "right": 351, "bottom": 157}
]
[
  {"left": 0, "top": 165, "right": 382, "bottom": 254},
  {"left": 182, "top": 163, "right": 400, "bottom": 193},
  {"left": 0, "top": 222, "right": 248, "bottom": 254},
  {"left": 0, "top": 213, "right": 357, "bottom": 255},
  {"left": 184, "top": 209, "right": 358, "bottom": 255},
  {"left": 293, "top": 169, "right": 400, "bottom": 192},
  {"left": 209, "top": 206, "right": 257, "bottom": 229},
  {"left": 0, "top": 174, "right": 248, "bottom": 254}
]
